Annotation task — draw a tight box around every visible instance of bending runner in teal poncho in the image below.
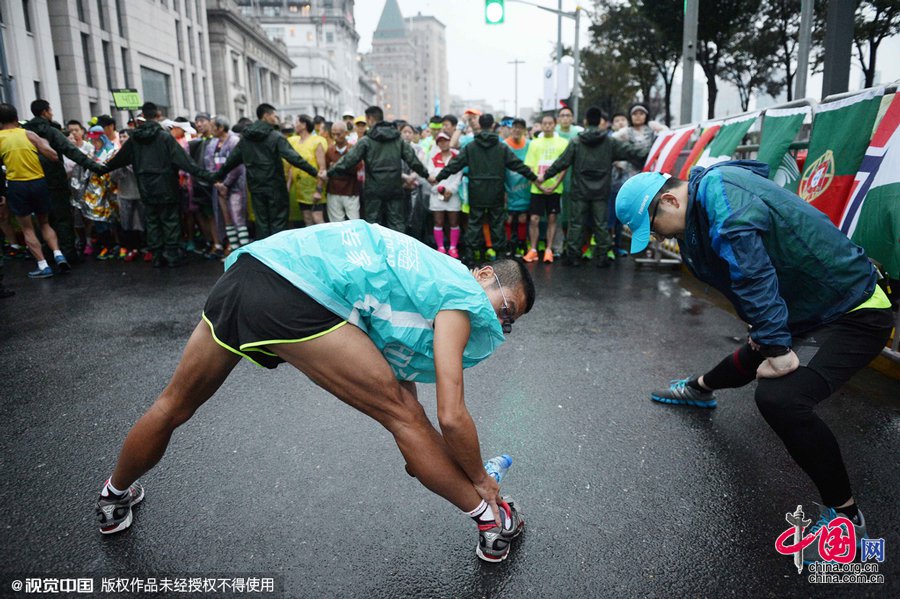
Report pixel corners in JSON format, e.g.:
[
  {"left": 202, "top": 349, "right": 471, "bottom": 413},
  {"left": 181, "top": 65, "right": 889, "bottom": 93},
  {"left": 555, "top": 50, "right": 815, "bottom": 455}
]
[{"left": 94, "top": 221, "right": 536, "bottom": 563}]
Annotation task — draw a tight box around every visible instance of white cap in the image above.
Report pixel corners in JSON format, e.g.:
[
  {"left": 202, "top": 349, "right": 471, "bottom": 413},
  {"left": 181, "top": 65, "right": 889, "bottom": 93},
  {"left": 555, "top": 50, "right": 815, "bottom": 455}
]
[
  {"left": 161, "top": 119, "right": 196, "bottom": 135},
  {"left": 342, "top": 108, "right": 356, "bottom": 118}
]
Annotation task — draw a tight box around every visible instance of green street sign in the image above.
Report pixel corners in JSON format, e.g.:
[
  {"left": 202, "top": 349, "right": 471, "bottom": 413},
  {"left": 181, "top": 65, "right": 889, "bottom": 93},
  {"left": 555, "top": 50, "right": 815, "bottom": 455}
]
[
  {"left": 111, "top": 88, "right": 142, "bottom": 110},
  {"left": 485, "top": 0, "right": 505, "bottom": 25}
]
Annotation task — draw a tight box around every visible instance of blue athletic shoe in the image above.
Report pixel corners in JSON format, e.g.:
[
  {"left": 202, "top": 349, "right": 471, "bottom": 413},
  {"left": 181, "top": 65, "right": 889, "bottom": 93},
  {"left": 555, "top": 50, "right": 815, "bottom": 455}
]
[
  {"left": 650, "top": 378, "right": 717, "bottom": 408},
  {"left": 54, "top": 254, "right": 71, "bottom": 273},
  {"left": 27, "top": 266, "right": 53, "bottom": 279},
  {"left": 802, "top": 503, "right": 867, "bottom": 565}
]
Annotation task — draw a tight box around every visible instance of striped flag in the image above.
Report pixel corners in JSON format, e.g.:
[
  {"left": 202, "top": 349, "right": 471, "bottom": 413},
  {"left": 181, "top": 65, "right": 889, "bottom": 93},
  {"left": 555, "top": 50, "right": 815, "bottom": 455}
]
[
  {"left": 694, "top": 112, "right": 759, "bottom": 172},
  {"left": 643, "top": 126, "right": 694, "bottom": 175},
  {"left": 841, "top": 92, "right": 900, "bottom": 278},
  {"left": 678, "top": 122, "right": 721, "bottom": 178}
]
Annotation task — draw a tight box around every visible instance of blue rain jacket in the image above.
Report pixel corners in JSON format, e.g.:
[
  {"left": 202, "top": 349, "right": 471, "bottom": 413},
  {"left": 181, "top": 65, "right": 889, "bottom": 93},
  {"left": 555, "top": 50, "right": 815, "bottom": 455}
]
[{"left": 679, "top": 161, "right": 878, "bottom": 354}]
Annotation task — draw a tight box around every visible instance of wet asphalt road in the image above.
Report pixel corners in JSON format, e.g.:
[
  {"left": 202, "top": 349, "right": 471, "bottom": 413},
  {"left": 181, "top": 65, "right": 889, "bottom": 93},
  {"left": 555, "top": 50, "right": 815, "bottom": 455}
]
[{"left": 0, "top": 251, "right": 897, "bottom": 599}]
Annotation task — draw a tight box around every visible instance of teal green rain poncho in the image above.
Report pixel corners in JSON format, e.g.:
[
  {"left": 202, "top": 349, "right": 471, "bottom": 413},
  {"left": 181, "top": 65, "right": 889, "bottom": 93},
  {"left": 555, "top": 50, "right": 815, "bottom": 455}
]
[{"left": 226, "top": 221, "right": 505, "bottom": 382}]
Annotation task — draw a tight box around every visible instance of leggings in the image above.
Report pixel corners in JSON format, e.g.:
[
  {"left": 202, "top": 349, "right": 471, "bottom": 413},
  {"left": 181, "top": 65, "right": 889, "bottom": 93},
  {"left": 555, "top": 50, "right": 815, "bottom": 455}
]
[{"left": 700, "top": 307, "right": 894, "bottom": 507}]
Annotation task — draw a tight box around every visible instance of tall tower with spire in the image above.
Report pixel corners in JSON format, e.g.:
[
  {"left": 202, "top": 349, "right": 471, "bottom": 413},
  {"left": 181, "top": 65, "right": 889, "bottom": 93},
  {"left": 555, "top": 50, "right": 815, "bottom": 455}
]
[{"left": 367, "top": 0, "right": 418, "bottom": 122}]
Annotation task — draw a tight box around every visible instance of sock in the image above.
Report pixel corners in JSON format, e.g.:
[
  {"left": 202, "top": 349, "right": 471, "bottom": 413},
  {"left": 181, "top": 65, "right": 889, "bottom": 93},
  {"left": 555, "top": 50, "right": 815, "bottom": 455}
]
[
  {"left": 37, "top": 259, "right": 48, "bottom": 270},
  {"left": 101, "top": 479, "right": 126, "bottom": 498},
  {"left": 838, "top": 502, "right": 860, "bottom": 523},
  {"left": 466, "top": 500, "right": 496, "bottom": 528},
  {"left": 237, "top": 226, "right": 250, "bottom": 247},
  {"left": 686, "top": 378, "right": 707, "bottom": 392},
  {"left": 449, "top": 226, "right": 460, "bottom": 249},
  {"left": 225, "top": 225, "right": 239, "bottom": 249},
  {"left": 53, "top": 250, "right": 63, "bottom": 258},
  {"left": 433, "top": 227, "right": 445, "bottom": 249}
]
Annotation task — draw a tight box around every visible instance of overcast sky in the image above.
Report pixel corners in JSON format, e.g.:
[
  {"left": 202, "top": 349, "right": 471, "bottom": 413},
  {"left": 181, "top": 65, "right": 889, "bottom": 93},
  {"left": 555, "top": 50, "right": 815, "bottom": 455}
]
[
  {"left": 354, "top": 0, "right": 589, "bottom": 115},
  {"left": 354, "top": 1, "right": 900, "bottom": 118}
]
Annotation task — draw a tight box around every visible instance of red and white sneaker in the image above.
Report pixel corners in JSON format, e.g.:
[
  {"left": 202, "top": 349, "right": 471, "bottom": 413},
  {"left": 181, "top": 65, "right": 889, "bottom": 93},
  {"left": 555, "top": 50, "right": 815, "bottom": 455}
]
[
  {"left": 476, "top": 497, "right": 525, "bottom": 562},
  {"left": 96, "top": 480, "right": 145, "bottom": 534}
]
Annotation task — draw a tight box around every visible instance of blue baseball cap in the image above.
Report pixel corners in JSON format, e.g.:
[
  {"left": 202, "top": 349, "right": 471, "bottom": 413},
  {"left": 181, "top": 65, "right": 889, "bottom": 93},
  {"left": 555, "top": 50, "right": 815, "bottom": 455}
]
[{"left": 615, "top": 172, "right": 671, "bottom": 253}]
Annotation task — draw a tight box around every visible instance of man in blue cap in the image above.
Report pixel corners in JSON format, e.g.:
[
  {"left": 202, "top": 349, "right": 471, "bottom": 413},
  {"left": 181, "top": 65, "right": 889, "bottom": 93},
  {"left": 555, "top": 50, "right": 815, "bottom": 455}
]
[{"left": 615, "top": 161, "right": 893, "bottom": 563}]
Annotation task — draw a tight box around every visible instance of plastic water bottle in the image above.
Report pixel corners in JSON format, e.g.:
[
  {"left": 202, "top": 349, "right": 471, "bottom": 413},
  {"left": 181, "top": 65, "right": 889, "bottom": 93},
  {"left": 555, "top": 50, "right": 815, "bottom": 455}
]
[{"left": 484, "top": 454, "right": 513, "bottom": 483}]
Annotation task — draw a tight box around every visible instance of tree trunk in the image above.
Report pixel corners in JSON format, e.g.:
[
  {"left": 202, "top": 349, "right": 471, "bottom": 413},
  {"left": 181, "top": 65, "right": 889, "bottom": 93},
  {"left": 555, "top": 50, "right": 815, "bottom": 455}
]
[
  {"left": 785, "top": 69, "right": 794, "bottom": 101},
  {"left": 706, "top": 75, "right": 718, "bottom": 119},
  {"left": 663, "top": 78, "right": 673, "bottom": 127},
  {"left": 865, "top": 40, "right": 878, "bottom": 88}
]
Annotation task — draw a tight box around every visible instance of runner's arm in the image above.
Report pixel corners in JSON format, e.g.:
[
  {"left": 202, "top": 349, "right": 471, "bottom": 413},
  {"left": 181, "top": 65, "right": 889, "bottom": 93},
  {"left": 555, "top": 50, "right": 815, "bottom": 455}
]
[
  {"left": 276, "top": 136, "right": 317, "bottom": 177},
  {"left": 433, "top": 309, "right": 488, "bottom": 484},
  {"left": 25, "top": 130, "right": 58, "bottom": 161},
  {"left": 327, "top": 138, "right": 366, "bottom": 177},
  {"left": 434, "top": 147, "right": 468, "bottom": 182}
]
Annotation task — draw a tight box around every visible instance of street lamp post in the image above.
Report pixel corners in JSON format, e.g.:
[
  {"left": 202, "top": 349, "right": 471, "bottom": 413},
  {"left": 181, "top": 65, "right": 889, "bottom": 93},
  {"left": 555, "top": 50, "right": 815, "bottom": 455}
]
[
  {"left": 506, "top": 0, "right": 588, "bottom": 118},
  {"left": 508, "top": 59, "right": 525, "bottom": 116}
]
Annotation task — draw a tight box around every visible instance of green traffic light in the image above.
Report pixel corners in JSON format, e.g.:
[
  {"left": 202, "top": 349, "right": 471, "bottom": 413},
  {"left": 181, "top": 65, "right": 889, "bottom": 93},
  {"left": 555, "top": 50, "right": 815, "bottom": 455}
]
[{"left": 485, "top": 0, "right": 505, "bottom": 25}]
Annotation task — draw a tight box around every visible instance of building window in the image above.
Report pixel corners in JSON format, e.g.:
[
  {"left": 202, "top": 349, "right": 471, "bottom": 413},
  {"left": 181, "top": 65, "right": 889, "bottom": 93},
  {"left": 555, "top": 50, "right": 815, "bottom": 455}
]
[
  {"left": 198, "top": 32, "right": 206, "bottom": 71},
  {"left": 81, "top": 33, "right": 94, "bottom": 87},
  {"left": 76, "top": 0, "right": 86, "bottom": 23},
  {"left": 326, "top": 32, "right": 333, "bottom": 44},
  {"left": 187, "top": 25, "right": 194, "bottom": 64},
  {"left": 23, "top": 0, "right": 32, "bottom": 33},
  {"left": 115, "top": 0, "right": 125, "bottom": 36},
  {"left": 192, "top": 73, "right": 199, "bottom": 111},
  {"left": 102, "top": 41, "right": 114, "bottom": 88},
  {"left": 180, "top": 69, "right": 188, "bottom": 109},
  {"left": 97, "top": 0, "right": 106, "bottom": 31},
  {"left": 141, "top": 66, "right": 170, "bottom": 114},
  {"left": 34, "top": 80, "right": 41, "bottom": 99},
  {"left": 121, "top": 47, "right": 131, "bottom": 86},
  {"left": 175, "top": 19, "right": 183, "bottom": 60},
  {"left": 232, "top": 54, "right": 240, "bottom": 82}
]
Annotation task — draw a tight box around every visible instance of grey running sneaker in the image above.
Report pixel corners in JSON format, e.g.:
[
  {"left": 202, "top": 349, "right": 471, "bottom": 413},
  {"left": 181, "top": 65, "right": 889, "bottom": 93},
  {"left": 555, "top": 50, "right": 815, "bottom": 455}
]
[
  {"left": 802, "top": 503, "right": 867, "bottom": 565},
  {"left": 651, "top": 378, "right": 717, "bottom": 408},
  {"left": 96, "top": 481, "right": 145, "bottom": 534},
  {"left": 476, "top": 497, "right": 525, "bottom": 563}
]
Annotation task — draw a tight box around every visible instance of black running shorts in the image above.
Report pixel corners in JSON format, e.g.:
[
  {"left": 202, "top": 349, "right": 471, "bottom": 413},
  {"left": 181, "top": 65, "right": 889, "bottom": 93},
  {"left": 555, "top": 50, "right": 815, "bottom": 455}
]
[
  {"left": 202, "top": 254, "right": 346, "bottom": 368},
  {"left": 529, "top": 192, "right": 561, "bottom": 216}
]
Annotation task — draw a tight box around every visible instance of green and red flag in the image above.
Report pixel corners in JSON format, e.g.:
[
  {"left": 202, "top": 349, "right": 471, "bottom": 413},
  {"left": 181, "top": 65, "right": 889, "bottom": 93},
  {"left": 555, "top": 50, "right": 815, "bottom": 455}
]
[{"left": 797, "top": 88, "right": 883, "bottom": 224}]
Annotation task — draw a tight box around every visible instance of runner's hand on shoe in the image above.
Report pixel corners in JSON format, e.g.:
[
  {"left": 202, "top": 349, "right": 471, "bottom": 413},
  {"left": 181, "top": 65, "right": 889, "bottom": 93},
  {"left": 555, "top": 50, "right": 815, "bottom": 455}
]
[
  {"left": 473, "top": 474, "right": 503, "bottom": 527},
  {"left": 756, "top": 350, "right": 799, "bottom": 379},
  {"left": 748, "top": 336, "right": 761, "bottom": 352}
]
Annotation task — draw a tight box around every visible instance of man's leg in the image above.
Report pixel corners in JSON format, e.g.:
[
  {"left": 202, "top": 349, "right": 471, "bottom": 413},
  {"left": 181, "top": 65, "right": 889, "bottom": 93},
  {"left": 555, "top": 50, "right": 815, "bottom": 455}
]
[
  {"left": 754, "top": 309, "right": 893, "bottom": 509},
  {"left": 250, "top": 192, "right": 273, "bottom": 239},
  {"left": 144, "top": 204, "right": 164, "bottom": 260},
  {"left": 269, "top": 324, "right": 484, "bottom": 512},
  {"left": 564, "top": 198, "right": 587, "bottom": 261},
  {"left": 364, "top": 193, "right": 383, "bottom": 225},
  {"left": 488, "top": 207, "right": 509, "bottom": 256},
  {"left": 48, "top": 187, "right": 76, "bottom": 260},
  {"left": 161, "top": 203, "right": 182, "bottom": 264},
  {"left": 651, "top": 343, "right": 764, "bottom": 408},
  {"left": 107, "top": 321, "right": 241, "bottom": 490},
  {"left": 15, "top": 214, "right": 48, "bottom": 267},
  {"left": 385, "top": 195, "right": 405, "bottom": 232},
  {"left": 591, "top": 198, "right": 613, "bottom": 259},
  {"left": 461, "top": 207, "right": 484, "bottom": 263},
  {"left": 271, "top": 195, "right": 290, "bottom": 235}
]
